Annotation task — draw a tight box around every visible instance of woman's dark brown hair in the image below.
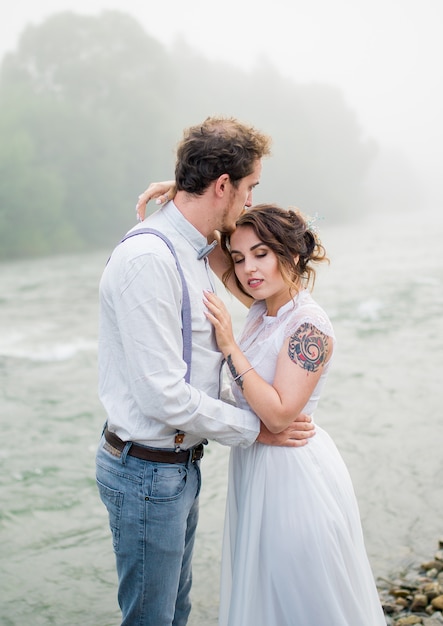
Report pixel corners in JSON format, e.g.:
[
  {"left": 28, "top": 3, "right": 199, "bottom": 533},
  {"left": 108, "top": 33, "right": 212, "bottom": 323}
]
[{"left": 221, "top": 204, "right": 329, "bottom": 298}]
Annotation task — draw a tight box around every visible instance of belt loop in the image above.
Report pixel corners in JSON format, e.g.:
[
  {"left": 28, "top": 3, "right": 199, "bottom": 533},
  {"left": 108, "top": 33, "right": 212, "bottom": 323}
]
[{"left": 121, "top": 442, "right": 132, "bottom": 465}]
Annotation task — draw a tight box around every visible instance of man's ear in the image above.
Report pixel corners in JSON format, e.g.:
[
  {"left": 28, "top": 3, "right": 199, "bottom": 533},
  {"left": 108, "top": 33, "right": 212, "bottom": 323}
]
[{"left": 214, "top": 173, "right": 230, "bottom": 198}]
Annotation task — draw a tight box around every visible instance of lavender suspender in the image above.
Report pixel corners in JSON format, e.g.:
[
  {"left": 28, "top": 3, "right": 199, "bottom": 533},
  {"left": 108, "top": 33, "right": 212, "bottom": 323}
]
[{"left": 113, "top": 228, "right": 192, "bottom": 446}]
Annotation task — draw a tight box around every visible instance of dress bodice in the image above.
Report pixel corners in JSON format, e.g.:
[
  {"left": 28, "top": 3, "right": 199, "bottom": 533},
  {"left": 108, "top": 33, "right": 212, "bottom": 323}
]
[{"left": 230, "top": 290, "right": 335, "bottom": 417}]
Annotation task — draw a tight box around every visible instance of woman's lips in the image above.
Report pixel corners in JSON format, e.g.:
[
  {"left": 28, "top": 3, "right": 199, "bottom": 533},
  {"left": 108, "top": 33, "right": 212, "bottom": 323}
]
[{"left": 247, "top": 278, "right": 263, "bottom": 288}]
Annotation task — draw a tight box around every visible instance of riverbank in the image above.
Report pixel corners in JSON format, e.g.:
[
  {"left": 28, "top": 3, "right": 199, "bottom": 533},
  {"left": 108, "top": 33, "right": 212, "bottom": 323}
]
[{"left": 378, "top": 538, "right": 443, "bottom": 625}]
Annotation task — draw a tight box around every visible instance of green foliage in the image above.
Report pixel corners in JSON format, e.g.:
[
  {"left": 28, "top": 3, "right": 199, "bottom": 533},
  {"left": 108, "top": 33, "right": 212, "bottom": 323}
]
[
  {"left": 0, "top": 10, "right": 377, "bottom": 260},
  {"left": 0, "top": 100, "right": 78, "bottom": 258}
]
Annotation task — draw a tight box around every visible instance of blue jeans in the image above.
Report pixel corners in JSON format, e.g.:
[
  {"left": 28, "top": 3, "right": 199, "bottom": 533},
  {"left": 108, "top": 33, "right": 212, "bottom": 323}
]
[{"left": 96, "top": 435, "right": 202, "bottom": 626}]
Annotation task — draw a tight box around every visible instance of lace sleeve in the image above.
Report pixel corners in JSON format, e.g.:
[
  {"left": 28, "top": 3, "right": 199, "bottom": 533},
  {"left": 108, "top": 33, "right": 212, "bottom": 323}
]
[{"left": 283, "top": 304, "right": 335, "bottom": 343}]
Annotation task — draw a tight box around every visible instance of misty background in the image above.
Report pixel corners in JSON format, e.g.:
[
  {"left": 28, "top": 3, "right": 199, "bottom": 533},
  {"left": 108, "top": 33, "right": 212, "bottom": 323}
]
[
  {"left": 1, "top": 3, "right": 442, "bottom": 624},
  {"left": 0, "top": 1, "right": 441, "bottom": 259}
]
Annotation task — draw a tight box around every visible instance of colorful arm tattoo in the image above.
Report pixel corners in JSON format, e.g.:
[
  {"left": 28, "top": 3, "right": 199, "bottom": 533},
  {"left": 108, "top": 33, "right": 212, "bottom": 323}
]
[{"left": 288, "top": 323, "right": 328, "bottom": 372}]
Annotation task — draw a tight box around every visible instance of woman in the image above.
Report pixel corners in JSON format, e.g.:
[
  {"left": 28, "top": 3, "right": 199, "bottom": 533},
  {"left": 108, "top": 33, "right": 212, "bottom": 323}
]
[{"left": 137, "top": 189, "right": 385, "bottom": 625}]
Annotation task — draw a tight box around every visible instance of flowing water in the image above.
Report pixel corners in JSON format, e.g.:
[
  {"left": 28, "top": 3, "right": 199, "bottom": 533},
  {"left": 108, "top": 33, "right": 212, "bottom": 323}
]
[{"left": 1, "top": 209, "right": 442, "bottom": 625}]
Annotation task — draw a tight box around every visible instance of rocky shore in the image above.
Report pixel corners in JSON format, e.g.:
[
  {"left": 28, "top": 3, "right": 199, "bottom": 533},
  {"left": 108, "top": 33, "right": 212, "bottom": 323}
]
[{"left": 378, "top": 538, "right": 443, "bottom": 625}]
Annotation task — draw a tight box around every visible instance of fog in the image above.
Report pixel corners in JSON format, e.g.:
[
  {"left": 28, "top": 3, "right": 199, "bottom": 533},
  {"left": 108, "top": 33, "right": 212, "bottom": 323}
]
[
  {"left": 2, "top": 0, "right": 442, "bottom": 209},
  {"left": 1, "top": 4, "right": 442, "bottom": 622}
]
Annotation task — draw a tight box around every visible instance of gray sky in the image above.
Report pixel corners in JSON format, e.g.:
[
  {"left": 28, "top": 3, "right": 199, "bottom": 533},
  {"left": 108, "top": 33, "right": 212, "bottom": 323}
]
[{"left": 2, "top": 0, "right": 442, "bottom": 207}]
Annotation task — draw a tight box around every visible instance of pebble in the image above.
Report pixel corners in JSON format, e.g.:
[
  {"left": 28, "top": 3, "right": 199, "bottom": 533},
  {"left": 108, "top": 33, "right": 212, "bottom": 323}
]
[{"left": 379, "top": 537, "right": 443, "bottom": 626}]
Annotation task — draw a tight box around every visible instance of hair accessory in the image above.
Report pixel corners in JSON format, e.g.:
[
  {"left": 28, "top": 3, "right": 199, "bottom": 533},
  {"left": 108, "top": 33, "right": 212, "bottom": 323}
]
[{"left": 306, "top": 212, "right": 324, "bottom": 234}]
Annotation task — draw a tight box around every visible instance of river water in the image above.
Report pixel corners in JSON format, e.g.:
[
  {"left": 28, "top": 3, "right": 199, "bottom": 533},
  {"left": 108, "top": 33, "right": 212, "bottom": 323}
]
[{"left": 0, "top": 209, "right": 442, "bottom": 625}]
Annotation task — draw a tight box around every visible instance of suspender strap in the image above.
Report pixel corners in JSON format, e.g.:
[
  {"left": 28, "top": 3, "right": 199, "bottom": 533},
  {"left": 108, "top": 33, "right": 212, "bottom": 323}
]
[{"left": 115, "top": 228, "right": 192, "bottom": 384}]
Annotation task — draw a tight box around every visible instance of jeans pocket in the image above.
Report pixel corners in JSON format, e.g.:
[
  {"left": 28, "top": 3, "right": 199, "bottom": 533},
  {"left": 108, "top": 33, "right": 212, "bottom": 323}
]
[
  {"left": 148, "top": 465, "right": 188, "bottom": 501},
  {"left": 96, "top": 479, "right": 124, "bottom": 552}
]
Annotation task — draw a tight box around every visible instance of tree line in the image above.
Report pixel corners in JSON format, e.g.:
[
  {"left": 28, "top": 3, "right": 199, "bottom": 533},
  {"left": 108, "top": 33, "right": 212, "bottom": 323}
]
[{"left": 0, "top": 10, "right": 377, "bottom": 260}]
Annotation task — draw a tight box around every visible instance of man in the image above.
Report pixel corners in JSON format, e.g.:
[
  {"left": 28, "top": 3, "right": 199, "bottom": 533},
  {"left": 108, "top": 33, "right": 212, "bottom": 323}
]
[{"left": 96, "top": 116, "right": 313, "bottom": 626}]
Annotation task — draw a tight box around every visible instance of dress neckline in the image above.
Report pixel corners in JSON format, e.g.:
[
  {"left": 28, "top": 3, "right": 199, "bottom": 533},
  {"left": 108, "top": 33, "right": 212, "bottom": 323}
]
[{"left": 262, "top": 290, "right": 307, "bottom": 324}]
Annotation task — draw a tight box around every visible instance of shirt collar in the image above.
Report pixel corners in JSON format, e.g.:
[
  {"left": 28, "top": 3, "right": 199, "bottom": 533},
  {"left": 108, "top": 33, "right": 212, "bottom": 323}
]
[{"left": 163, "top": 201, "right": 218, "bottom": 259}]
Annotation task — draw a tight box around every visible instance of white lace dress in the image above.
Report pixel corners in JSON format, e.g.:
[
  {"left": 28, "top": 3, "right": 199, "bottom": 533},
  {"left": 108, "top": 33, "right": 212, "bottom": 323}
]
[{"left": 219, "top": 290, "right": 385, "bottom": 626}]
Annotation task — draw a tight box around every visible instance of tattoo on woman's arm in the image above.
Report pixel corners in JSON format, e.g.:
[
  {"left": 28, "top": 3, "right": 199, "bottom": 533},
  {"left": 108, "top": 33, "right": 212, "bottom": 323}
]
[
  {"left": 226, "top": 355, "right": 244, "bottom": 390},
  {"left": 226, "top": 354, "right": 238, "bottom": 379},
  {"left": 288, "top": 323, "right": 328, "bottom": 372}
]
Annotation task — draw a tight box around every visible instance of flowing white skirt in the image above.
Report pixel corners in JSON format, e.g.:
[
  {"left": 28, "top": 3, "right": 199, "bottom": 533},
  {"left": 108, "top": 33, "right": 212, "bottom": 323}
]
[{"left": 219, "top": 426, "right": 386, "bottom": 626}]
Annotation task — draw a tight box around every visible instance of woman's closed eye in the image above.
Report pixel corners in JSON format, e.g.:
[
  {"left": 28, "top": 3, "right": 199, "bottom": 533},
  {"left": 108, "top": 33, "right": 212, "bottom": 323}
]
[
  {"left": 232, "top": 252, "right": 267, "bottom": 264},
  {"left": 232, "top": 256, "right": 245, "bottom": 265}
]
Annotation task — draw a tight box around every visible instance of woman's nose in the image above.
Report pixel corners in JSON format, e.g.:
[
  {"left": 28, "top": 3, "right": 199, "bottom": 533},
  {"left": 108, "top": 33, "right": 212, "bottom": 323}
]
[{"left": 244, "top": 257, "right": 257, "bottom": 273}]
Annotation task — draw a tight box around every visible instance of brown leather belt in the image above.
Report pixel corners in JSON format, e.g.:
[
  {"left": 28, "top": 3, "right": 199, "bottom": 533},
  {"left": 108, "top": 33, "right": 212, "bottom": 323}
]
[{"left": 104, "top": 427, "right": 204, "bottom": 463}]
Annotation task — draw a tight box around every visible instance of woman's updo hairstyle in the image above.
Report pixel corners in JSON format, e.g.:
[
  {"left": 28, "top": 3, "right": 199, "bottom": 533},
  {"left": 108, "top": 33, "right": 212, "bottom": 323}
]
[{"left": 221, "top": 204, "right": 328, "bottom": 297}]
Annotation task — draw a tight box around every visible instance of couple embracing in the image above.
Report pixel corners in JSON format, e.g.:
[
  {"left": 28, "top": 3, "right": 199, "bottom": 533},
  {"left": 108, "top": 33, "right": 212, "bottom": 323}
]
[{"left": 96, "top": 116, "right": 385, "bottom": 626}]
